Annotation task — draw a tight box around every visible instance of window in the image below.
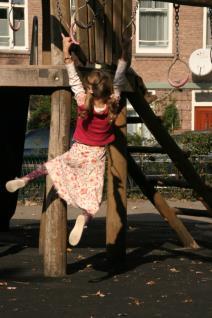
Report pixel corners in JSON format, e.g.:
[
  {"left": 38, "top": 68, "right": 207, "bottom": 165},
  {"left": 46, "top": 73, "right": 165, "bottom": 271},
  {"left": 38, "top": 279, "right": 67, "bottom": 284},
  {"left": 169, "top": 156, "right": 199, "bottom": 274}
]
[
  {"left": 206, "top": 8, "right": 212, "bottom": 48},
  {"left": 136, "top": 0, "right": 173, "bottom": 54},
  {"left": 0, "top": 0, "right": 27, "bottom": 50}
]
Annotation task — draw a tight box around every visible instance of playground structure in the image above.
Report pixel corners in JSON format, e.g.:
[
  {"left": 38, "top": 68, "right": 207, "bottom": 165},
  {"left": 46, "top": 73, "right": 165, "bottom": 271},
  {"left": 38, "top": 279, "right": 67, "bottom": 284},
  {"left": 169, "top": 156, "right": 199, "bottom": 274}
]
[{"left": 0, "top": 0, "right": 212, "bottom": 277}]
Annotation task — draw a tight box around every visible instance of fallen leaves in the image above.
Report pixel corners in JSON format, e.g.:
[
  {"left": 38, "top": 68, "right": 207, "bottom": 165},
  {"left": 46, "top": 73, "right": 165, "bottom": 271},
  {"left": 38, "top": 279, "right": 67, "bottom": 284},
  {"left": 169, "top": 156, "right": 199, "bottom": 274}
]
[
  {"left": 182, "top": 298, "right": 193, "bottom": 303},
  {"left": 128, "top": 297, "right": 143, "bottom": 306},
  {"left": 66, "top": 247, "right": 72, "bottom": 253},
  {"left": 146, "top": 280, "right": 156, "bottom": 286},
  {"left": 95, "top": 290, "right": 106, "bottom": 297},
  {"left": 80, "top": 290, "right": 108, "bottom": 299},
  {"left": 0, "top": 281, "right": 17, "bottom": 290},
  {"left": 169, "top": 267, "right": 180, "bottom": 273}
]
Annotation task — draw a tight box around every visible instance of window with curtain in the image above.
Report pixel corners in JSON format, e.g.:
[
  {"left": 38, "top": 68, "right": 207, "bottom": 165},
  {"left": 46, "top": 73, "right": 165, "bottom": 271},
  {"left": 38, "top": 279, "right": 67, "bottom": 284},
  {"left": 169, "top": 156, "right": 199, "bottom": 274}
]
[
  {"left": 206, "top": 8, "right": 212, "bottom": 47},
  {"left": 136, "top": 0, "right": 172, "bottom": 54},
  {"left": 0, "top": 0, "right": 26, "bottom": 49}
]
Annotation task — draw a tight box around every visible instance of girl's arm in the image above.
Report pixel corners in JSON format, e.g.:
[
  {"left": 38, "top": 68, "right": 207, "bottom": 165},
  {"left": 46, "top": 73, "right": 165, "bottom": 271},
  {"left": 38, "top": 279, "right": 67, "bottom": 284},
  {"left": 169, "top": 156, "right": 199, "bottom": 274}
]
[
  {"left": 62, "top": 35, "right": 86, "bottom": 106},
  {"left": 113, "top": 38, "right": 131, "bottom": 99}
]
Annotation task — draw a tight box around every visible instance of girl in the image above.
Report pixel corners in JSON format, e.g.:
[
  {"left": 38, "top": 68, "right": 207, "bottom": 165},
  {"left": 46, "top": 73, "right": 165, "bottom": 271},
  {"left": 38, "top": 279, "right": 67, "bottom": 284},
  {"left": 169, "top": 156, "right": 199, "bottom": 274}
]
[{"left": 5, "top": 35, "right": 130, "bottom": 247}]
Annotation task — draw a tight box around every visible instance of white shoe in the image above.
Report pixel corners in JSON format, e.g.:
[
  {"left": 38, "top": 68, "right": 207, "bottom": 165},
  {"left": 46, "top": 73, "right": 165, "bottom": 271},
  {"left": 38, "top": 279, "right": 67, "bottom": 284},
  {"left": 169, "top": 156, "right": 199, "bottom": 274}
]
[
  {"left": 5, "top": 178, "right": 27, "bottom": 193},
  {"left": 69, "top": 215, "right": 86, "bottom": 246}
]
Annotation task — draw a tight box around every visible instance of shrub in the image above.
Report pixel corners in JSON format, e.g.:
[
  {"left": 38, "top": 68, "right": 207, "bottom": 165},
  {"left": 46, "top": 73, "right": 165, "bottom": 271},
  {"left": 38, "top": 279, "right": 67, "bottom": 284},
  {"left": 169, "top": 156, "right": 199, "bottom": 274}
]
[
  {"left": 162, "top": 100, "right": 180, "bottom": 132},
  {"left": 173, "top": 131, "right": 212, "bottom": 155}
]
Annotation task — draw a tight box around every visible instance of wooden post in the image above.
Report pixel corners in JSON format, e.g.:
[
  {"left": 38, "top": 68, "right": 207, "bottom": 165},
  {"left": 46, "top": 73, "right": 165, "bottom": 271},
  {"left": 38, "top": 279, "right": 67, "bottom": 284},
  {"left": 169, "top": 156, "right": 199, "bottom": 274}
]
[
  {"left": 39, "top": 0, "right": 51, "bottom": 254},
  {"left": 106, "top": 105, "right": 127, "bottom": 262},
  {"left": 106, "top": 0, "right": 131, "bottom": 262},
  {"left": 43, "top": 0, "right": 71, "bottom": 277},
  {"left": 0, "top": 88, "right": 29, "bottom": 231}
]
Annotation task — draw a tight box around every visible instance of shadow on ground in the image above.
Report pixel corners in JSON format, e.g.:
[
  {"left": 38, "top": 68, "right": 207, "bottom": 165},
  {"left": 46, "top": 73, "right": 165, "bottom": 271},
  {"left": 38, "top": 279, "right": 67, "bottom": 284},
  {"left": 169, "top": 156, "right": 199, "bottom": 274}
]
[{"left": 0, "top": 212, "right": 212, "bottom": 278}]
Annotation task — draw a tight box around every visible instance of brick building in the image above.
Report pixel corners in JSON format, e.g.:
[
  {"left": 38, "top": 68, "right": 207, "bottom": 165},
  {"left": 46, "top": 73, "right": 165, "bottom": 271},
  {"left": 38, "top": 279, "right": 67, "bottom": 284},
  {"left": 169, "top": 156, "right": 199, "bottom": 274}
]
[
  {"left": 131, "top": 1, "right": 212, "bottom": 134},
  {"left": 0, "top": 1, "right": 211, "bottom": 134}
]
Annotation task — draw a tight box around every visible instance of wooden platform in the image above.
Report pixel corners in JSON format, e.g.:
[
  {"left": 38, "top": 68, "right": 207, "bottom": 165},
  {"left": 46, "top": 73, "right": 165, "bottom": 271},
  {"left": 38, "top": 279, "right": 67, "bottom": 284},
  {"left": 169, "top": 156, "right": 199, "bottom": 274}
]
[{"left": 0, "top": 65, "right": 68, "bottom": 88}]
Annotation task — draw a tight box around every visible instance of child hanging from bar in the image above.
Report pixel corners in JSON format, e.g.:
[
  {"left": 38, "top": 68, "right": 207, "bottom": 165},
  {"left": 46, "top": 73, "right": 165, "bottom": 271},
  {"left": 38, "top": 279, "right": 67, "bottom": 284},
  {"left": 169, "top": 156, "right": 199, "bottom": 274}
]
[{"left": 5, "top": 34, "right": 131, "bottom": 247}]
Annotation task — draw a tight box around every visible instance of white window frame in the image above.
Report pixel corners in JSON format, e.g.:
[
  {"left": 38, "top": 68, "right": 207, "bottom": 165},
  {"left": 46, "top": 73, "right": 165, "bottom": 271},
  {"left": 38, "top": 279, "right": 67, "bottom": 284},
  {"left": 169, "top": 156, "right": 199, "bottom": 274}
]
[
  {"left": 203, "top": 7, "right": 211, "bottom": 48},
  {"left": 135, "top": 1, "right": 173, "bottom": 54},
  {"left": 127, "top": 90, "right": 156, "bottom": 138},
  {"left": 0, "top": 0, "right": 28, "bottom": 51},
  {"left": 191, "top": 90, "right": 212, "bottom": 130},
  {"left": 127, "top": 101, "right": 142, "bottom": 135}
]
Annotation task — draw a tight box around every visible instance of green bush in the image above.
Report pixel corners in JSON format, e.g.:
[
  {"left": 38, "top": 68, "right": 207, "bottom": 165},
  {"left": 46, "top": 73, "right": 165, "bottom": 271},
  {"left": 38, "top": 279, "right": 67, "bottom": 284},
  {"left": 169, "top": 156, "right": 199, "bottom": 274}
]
[
  {"left": 162, "top": 100, "right": 180, "bottom": 132},
  {"left": 127, "top": 132, "right": 143, "bottom": 145},
  {"left": 173, "top": 131, "right": 212, "bottom": 155}
]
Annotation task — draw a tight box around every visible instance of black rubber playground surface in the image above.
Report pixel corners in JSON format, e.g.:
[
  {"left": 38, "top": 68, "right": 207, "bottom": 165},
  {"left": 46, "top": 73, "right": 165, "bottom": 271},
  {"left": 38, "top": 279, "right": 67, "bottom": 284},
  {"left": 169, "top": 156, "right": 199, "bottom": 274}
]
[{"left": 0, "top": 204, "right": 212, "bottom": 318}]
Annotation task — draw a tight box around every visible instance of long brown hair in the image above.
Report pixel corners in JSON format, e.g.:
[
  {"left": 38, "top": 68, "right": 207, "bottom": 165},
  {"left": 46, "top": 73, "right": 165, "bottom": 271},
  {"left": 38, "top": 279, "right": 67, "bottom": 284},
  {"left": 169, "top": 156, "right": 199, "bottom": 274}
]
[{"left": 79, "top": 69, "right": 119, "bottom": 124}]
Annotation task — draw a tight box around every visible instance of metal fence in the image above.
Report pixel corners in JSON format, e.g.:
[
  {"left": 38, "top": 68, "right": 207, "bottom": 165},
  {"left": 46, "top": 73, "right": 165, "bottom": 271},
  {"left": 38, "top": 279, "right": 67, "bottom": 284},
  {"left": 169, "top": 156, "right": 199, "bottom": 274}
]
[
  {"left": 18, "top": 154, "right": 212, "bottom": 202},
  {"left": 18, "top": 156, "right": 46, "bottom": 202}
]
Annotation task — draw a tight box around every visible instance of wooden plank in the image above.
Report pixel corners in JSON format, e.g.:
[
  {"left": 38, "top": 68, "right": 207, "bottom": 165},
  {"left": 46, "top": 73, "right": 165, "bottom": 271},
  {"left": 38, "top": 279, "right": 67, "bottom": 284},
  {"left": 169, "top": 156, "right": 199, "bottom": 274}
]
[
  {"left": 128, "top": 146, "right": 167, "bottom": 154},
  {"left": 95, "top": 0, "right": 105, "bottom": 63},
  {"left": 88, "top": 0, "right": 96, "bottom": 63},
  {"left": 42, "top": 0, "right": 51, "bottom": 65},
  {"left": 106, "top": 104, "right": 127, "bottom": 262},
  {"left": 126, "top": 71, "right": 212, "bottom": 210},
  {"left": 122, "top": 0, "right": 132, "bottom": 41},
  {"left": 128, "top": 146, "right": 190, "bottom": 156},
  {"left": 112, "top": 0, "right": 122, "bottom": 64},
  {"left": 76, "top": 0, "right": 89, "bottom": 60},
  {"left": 105, "top": 0, "right": 113, "bottom": 65},
  {"left": 0, "top": 65, "right": 69, "bottom": 87},
  {"left": 43, "top": 0, "right": 71, "bottom": 277},
  {"left": 0, "top": 65, "right": 134, "bottom": 90},
  {"left": 127, "top": 152, "right": 199, "bottom": 249},
  {"left": 145, "top": 176, "right": 190, "bottom": 188}
]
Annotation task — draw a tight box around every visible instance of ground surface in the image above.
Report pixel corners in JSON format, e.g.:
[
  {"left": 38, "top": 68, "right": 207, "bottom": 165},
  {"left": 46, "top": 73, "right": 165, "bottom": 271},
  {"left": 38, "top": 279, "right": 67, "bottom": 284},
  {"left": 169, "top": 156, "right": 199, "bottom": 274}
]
[{"left": 0, "top": 199, "right": 212, "bottom": 318}]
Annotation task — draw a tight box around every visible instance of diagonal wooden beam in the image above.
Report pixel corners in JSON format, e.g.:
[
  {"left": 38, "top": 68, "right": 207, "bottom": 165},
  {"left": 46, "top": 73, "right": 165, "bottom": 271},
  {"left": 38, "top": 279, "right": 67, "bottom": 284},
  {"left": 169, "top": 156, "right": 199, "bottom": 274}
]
[
  {"left": 126, "top": 69, "right": 212, "bottom": 210},
  {"left": 127, "top": 152, "right": 199, "bottom": 249}
]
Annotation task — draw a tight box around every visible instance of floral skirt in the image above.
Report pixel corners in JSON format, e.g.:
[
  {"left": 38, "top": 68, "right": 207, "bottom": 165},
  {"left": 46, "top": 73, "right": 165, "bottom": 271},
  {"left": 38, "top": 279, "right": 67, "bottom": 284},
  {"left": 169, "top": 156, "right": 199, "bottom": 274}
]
[{"left": 44, "top": 142, "right": 106, "bottom": 215}]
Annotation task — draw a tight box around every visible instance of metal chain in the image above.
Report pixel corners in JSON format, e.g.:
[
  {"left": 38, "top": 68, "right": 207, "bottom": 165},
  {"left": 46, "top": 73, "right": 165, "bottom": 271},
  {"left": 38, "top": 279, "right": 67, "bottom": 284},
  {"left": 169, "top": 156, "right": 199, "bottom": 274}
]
[
  {"left": 56, "top": 0, "right": 63, "bottom": 33},
  {"left": 122, "top": 0, "right": 139, "bottom": 39},
  {"left": 174, "top": 3, "right": 180, "bottom": 59},
  {"left": 153, "top": 88, "right": 176, "bottom": 107},
  {"left": 209, "top": 8, "right": 212, "bottom": 40},
  {"left": 131, "top": 0, "right": 140, "bottom": 23},
  {"left": 74, "top": 0, "right": 97, "bottom": 29},
  {"left": 208, "top": 8, "right": 212, "bottom": 62}
]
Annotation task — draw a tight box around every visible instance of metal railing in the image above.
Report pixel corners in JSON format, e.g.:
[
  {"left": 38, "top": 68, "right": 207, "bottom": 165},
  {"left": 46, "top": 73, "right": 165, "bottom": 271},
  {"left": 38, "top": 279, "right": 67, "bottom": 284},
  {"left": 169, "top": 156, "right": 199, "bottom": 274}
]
[{"left": 18, "top": 153, "right": 212, "bottom": 202}]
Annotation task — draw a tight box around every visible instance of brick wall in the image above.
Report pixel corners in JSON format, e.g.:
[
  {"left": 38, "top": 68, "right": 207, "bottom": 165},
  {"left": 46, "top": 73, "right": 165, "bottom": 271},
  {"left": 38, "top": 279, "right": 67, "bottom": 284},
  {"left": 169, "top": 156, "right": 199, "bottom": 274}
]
[{"left": 131, "top": 2, "right": 212, "bottom": 132}]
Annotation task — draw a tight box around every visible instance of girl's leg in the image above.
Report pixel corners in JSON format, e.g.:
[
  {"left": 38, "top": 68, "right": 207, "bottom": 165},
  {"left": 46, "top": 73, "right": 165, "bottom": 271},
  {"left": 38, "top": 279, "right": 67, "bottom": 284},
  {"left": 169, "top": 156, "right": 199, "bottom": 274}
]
[
  {"left": 5, "top": 164, "right": 48, "bottom": 193},
  {"left": 69, "top": 211, "right": 93, "bottom": 246}
]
